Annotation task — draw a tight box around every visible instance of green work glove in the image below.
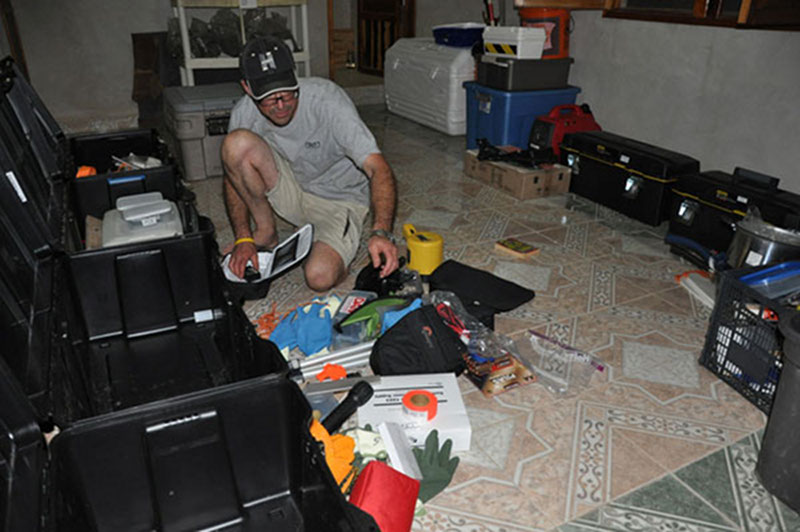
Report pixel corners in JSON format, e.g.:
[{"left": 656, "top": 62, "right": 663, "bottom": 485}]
[{"left": 412, "top": 429, "right": 460, "bottom": 503}]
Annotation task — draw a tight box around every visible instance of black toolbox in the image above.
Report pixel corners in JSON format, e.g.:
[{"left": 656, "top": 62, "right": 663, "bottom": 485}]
[
  {"left": 561, "top": 131, "right": 700, "bottom": 226},
  {"left": 0, "top": 56, "right": 375, "bottom": 530},
  {"left": 667, "top": 167, "right": 800, "bottom": 267},
  {"left": 477, "top": 56, "right": 574, "bottom": 91}
]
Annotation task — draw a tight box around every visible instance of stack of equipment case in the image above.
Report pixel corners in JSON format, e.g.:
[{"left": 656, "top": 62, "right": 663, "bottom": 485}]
[
  {"left": 561, "top": 131, "right": 700, "bottom": 226},
  {"left": 667, "top": 167, "right": 800, "bottom": 268},
  {"left": 0, "top": 57, "right": 375, "bottom": 531}
]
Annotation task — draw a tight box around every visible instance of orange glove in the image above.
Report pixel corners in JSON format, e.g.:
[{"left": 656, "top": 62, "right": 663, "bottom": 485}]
[{"left": 309, "top": 419, "right": 357, "bottom": 492}]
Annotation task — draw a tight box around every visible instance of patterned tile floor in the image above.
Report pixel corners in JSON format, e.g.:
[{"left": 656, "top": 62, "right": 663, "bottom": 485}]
[{"left": 188, "top": 104, "right": 798, "bottom": 531}]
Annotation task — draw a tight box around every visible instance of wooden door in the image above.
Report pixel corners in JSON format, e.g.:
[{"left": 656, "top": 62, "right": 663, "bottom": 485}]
[{"left": 357, "top": 0, "right": 415, "bottom": 76}]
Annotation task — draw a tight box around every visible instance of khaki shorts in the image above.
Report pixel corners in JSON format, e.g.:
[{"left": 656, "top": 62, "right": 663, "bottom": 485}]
[{"left": 267, "top": 151, "right": 369, "bottom": 267}]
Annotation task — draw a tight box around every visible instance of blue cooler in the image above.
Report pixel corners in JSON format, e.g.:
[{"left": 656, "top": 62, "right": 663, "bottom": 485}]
[{"left": 464, "top": 82, "right": 581, "bottom": 149}]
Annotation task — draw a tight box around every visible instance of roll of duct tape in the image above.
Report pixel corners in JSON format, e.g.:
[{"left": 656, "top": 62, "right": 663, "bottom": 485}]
[{"left": 402, "top": 390, "right": 438, "bottom": 421}]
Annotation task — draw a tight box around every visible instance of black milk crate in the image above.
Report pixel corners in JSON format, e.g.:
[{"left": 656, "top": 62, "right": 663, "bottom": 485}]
[{"left": 699, "top": 268, "right": 785, "bottom": 413}]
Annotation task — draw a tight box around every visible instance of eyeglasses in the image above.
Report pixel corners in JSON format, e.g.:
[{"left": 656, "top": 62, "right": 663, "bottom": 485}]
[{"left": 259, "top": 90, "right": 299, "bottom": 107}]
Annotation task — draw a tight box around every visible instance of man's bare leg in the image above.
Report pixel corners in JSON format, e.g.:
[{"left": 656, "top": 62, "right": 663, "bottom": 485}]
[
  {"left": 304, "top": 241, "right": 348, "bottom": 292},
  {"left": 221, "top": 129, "right": 281, "bottom": 249}
]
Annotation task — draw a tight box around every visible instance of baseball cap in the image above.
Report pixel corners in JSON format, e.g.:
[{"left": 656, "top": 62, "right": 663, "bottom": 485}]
[{"left": 239, "top": 37, "right": 298, "bottom": 101}]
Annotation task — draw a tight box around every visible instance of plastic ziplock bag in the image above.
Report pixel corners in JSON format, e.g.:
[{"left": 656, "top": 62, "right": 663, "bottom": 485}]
[
  {"left": 427, "top": 291, "right": 537, "bottom": 397},
  {"left": 518, "top": 330, "right": 605, "bottom": 396}
]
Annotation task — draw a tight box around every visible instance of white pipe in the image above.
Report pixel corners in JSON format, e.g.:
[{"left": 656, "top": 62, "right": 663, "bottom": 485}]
[
  {"left": 299, "top": 340, "right": 375, "bottom": 368},
  {"left": 301, "top": 351, "right": 372, "bottom": 375}
]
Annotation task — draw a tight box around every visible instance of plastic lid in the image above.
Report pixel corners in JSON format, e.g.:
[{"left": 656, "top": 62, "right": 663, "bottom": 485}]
[{"left": 737, "top": 217, "right": 800, "bottom": 247}]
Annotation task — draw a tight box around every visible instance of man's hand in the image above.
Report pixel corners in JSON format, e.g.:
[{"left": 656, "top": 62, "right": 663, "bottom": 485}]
[
  {"left": 362, "top": 153, "right": 398, "bottom": 278},
  {"left": 227, "top": 241, "right": 259, "bottom": 279},
  {"left": 368, "top": 233, "right": 399, "bottom": 278}
]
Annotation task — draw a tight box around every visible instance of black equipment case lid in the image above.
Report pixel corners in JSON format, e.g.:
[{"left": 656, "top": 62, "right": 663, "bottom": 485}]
[{"left": 561, "top": 130, "right": 700, "bottom": 183}]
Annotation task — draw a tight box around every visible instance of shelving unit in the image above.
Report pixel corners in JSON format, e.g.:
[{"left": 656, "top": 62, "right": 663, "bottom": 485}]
[{"left": 172, "top": 0, "right": 310, "bottom": 86}]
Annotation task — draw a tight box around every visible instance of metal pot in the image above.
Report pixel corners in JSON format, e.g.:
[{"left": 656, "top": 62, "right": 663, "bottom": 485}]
[{"left": 727, "top": 217, "right": 800, "bottom": 268}]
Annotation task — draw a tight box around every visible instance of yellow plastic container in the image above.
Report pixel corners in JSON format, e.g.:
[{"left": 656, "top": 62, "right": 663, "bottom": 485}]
[{"left": 403, "top": 224, "right": 444, "bottom": 276}]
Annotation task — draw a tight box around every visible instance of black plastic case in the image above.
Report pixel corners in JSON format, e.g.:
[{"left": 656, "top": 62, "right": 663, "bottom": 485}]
[
  {"left": 668, "top": 167, "right": 800, "bottom": 265},
  {"left": 0, "top": 57, "right": 372, "bottom": 531},
  {"left": 477, "top": 56, "right": 574, "bottom": 91},
  {"left": 561, "top": 131, "right": 700, "bottom": 226}
]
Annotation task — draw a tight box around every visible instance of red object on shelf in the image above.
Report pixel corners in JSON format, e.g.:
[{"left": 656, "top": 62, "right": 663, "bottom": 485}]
[{"left": 520, "top": 8, "right": 570, "bottom": 59}]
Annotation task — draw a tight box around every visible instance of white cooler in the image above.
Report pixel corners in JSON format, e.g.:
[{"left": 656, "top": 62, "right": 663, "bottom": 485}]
[
  {"left": 384, "top": 38, "right": 475, "bottom": 136},
  {"left": 163, "top": 83, "right": 244, "bottom": 181}
]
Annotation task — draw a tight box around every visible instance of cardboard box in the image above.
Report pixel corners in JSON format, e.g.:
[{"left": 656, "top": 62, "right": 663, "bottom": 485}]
[
  {"left": 357, "top": 373, "right": 471, "bottom": 452},
  {"left": 463, "top": 150, "right": 571, "bottom": 200}
]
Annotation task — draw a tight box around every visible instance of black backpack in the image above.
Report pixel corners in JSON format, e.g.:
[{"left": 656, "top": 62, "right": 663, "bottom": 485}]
[{"left": 370, "top": 305, "right": 467, "bottom": 375}]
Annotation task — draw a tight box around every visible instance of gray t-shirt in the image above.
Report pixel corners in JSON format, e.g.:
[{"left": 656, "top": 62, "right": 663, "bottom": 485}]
[{"left": 228, "top": 77, "right": 379, "bottom": 206}]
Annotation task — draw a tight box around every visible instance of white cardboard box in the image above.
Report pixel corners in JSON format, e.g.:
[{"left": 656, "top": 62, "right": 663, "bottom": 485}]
[{"left": 357, "top": 373, "right": 472, "bottom": 452}]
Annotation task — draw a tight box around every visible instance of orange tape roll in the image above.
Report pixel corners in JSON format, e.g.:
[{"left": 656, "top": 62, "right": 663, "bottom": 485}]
[{"left": 402, "top": 390, "right": 438, "bottom": 421}]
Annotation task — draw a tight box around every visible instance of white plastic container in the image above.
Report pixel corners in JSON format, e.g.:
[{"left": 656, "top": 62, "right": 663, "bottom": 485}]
[
  {"left": 101, "top": 193, "right": 183, "bottom": 247},
  {"left": 483, "top": 26, "right": 546, "bottom": 59},
  {"left": 384, "top": 38, "right": 475, "bottom": 136},
  {"left": 162, "top": 82, "right": 243, "bottom": 181}
]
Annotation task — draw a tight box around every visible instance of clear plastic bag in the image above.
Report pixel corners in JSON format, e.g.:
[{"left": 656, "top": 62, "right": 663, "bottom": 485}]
[
  {"left": 427, "top": 291, "right": 537, "bottom": 396},
  {"left": 518, "top": 330, "right": 605, "bottom": 396}
]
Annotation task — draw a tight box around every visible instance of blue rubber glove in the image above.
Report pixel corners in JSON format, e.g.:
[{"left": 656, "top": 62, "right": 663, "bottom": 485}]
[
  {"left": 270, "top": 309, "right": 299, "bottom": 351},
  {"left": 295, "top": 302, "right": 333, "bottom": 355}
]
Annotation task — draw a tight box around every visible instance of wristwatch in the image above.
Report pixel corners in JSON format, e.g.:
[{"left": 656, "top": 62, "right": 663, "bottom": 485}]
[{"left": 369, "top": 229, "right": 396, "bottom": 243}]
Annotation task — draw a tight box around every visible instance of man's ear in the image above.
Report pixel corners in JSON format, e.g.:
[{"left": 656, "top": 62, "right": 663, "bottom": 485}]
[{"left": 240, "top": 79, "right": 253, "bottom": 98}]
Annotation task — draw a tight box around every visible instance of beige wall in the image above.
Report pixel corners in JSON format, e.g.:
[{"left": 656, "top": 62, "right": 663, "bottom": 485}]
[
  {"left": 8, "top": 0, "right": 329, "bottom": 133},
  {"left": 568, "top": 11, "right": 800, "bottom": 193}
]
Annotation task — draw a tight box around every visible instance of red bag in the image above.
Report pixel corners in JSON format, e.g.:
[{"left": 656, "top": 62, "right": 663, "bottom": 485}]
[{"left": 349, "top": 461, "right": 420, "bottom": 532}]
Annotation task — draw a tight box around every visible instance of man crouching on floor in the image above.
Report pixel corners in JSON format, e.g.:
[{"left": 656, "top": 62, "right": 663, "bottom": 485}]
[{"left": 222, "top": 36, "right": 398, "bottom": 291}]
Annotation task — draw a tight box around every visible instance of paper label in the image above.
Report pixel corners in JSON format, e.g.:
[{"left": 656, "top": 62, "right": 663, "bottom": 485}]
[
  {"left": 342, "top": 295, "right": 367, "bottom": 314},
  {"left": 745, "top": 250, "right": 763, "bottom": 266},
  {"left": 619, "top": 154, "right": 630, "bottom": 164},
  {"left": 5, "top": 171, "right": 27, "bottom": 203},
  {"left": 140, "top": 216, "right": 158, "bottom": 227},
  {"left": 737, "top": 195, "right": 749, "bottom": 204}
]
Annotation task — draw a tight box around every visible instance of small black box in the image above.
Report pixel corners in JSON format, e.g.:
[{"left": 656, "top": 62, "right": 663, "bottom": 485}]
[{"left": 478, "top": 56, "right": 573, "bottom": 91}]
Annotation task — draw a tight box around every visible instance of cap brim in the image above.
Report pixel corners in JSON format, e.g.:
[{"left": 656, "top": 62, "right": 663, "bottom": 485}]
[{"left": 248, "top": 72, "right": 299, "bottom": 101}]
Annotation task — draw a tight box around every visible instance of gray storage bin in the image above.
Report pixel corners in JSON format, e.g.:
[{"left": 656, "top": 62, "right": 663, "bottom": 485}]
[{"left": 163, "top": 83, "right": 244, "bottom": 181}]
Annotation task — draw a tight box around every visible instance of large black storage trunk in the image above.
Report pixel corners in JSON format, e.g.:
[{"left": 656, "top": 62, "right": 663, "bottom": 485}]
[
  {"left": 667, "top": 167, "right": 800, "bottom": 265},
  {"left": 0, "top": 56, "right": 371, "bottom": 531},
  {"left": 561, "top": 131, "right": 700, "bottom": 226},
  {"left": 50, "top": 374, "right": 375, "bottom": 532},
  {"left": 1, "top": 359, "right": 376, "bottom": 531}
]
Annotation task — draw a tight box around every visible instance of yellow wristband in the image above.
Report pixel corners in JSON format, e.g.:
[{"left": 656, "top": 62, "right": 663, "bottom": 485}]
[{"left": 234, "top": 237, "right": 256, "bottom": 246}]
